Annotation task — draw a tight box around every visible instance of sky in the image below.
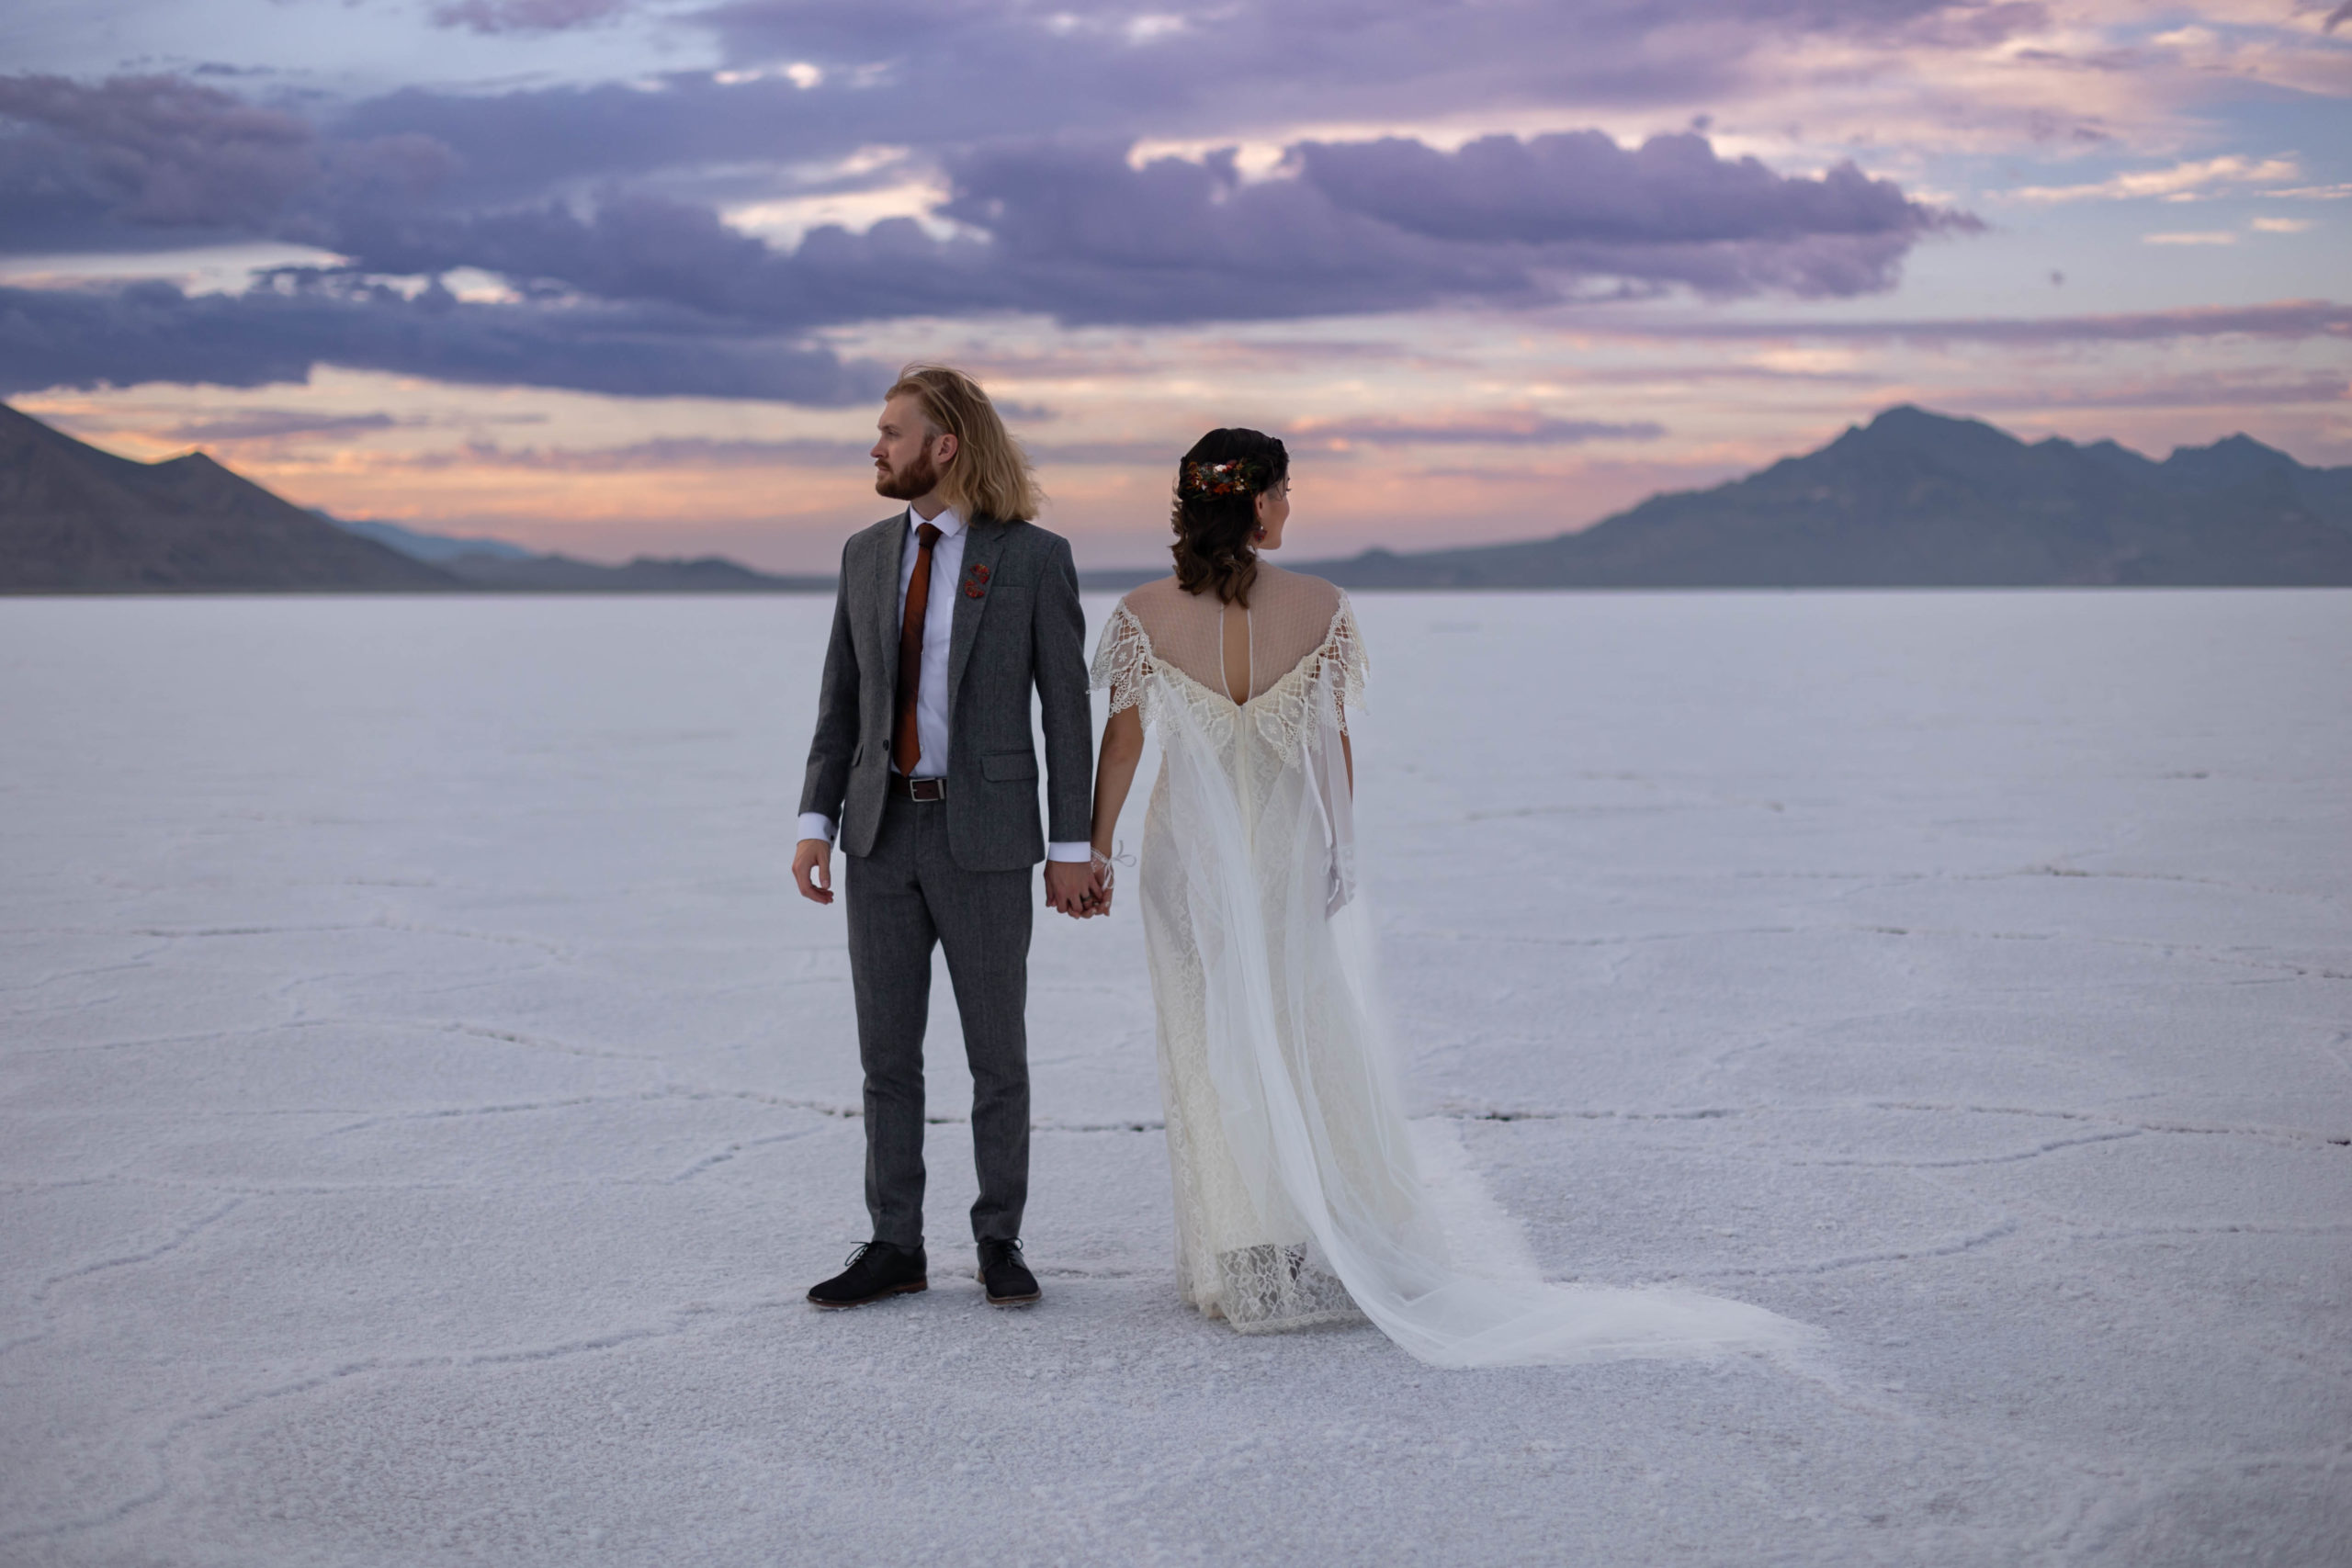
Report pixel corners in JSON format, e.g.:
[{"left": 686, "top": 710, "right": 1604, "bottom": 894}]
[{"left": 1, "top": 1, "right": 2347, "bottom": 571}]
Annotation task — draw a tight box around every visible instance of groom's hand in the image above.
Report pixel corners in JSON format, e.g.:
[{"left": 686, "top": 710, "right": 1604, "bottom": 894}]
[
  {"left": 1044, "top": 861, "right": 1094, "bottom": 918},
  {"left": 793, "top": 838, "right": 834, "bottom": 905}
]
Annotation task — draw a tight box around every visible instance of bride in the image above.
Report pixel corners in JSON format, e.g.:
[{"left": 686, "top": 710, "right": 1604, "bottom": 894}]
[{"left": 1079, "top": 428, "right": 1815, "bottom": 1368}]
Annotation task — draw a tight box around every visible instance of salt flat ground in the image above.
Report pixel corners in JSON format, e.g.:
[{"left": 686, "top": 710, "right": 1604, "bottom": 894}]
[{"left": 1, "top": 590, "right": 2346, "bottom": 1568}]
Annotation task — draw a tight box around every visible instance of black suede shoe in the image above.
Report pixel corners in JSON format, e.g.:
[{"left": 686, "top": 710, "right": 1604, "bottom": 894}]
[
  {"left": 977, "top": 1237, "right": 1040, "bottom": 1306},
  {"left": 807, "top": 1241, "right": 927, "bottom": 1309}
]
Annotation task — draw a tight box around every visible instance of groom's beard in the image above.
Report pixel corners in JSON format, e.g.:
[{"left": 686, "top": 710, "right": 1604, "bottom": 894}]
[{"left": 874, "top": 447, "right": 940, "bottom": 502}]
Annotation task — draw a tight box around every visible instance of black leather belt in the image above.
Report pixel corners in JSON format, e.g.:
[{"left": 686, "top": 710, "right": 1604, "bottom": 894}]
[{"left": 893, "top": 775, "right": 946, "bottom": 802}]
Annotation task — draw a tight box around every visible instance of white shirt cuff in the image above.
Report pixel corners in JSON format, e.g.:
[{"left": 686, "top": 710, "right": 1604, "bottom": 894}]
[
  {"left": 797, "top": 813, "right": 837, "bottom": 844},
  {"left": 1046, "top": 840, "right": 1092, "bottom": 863}
]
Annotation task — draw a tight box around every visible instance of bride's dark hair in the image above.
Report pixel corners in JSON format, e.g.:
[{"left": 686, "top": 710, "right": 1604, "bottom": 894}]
[{"left": 1170, "top": 428, "right": 1287, "bottom": 608}]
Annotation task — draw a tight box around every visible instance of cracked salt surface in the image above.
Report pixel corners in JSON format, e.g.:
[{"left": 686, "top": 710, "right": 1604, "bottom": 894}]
[{"left": 3, "top": 589, "right": 2346, "bottom": 1566}]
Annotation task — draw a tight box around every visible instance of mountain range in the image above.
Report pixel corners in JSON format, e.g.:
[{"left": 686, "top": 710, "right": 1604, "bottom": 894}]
[
  {"left": 326, "top": 514, "right": 832, "bottom": 592},
  {"left": 1, "top": 401, "right": 452, "bottom": 592},
  {"left": 5, "top": 400, "right": 2349, "bottom": 592},
  {"left": 1291, "top": 405, "right": 2352, "bottom": 589},
  {"left": 0, "top": 402, "right": 826, "bottom": 592}
]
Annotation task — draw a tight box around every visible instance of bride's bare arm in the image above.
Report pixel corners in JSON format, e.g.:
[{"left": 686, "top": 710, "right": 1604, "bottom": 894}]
[{"left": 1085, "top": 704, "right": 1146, "bottom": 911}]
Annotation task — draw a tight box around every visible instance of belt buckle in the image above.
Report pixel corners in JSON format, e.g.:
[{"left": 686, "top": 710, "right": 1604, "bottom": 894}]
[{"left": 906, "top": 776, "right": 945, "bottom": 803}]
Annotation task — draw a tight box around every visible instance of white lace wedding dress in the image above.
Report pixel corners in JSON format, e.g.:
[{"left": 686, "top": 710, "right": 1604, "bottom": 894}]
[{"left": 1091, "top": 567, "right": 1815, "bottom": 1368}]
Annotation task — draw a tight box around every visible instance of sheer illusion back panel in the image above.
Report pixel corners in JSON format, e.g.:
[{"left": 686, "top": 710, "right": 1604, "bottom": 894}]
[{"left": 1121, "top": 569, "right": 1343, "bottom": 705}]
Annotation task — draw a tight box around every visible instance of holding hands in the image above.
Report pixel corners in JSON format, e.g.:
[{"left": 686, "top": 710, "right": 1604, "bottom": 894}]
[
  {"left": 799, "top": 836, "right": 1111, "bottom": 917},
  {"left": 1048, "top": 847, "right": 1117, "bottom": 919},
  {"left": 1043, "top": 859, "right": 1095, "bottom": 918}
]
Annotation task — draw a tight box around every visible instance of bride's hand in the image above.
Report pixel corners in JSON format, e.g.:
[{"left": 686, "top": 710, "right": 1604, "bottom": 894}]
[{"left": 1084, "top": 850, "right": 1116, "bottom": 917}]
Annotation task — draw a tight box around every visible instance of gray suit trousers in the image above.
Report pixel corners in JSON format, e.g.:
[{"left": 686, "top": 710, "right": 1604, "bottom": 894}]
[{"left": 845, "top": 792, "right": 1033, "bottom": 1249}]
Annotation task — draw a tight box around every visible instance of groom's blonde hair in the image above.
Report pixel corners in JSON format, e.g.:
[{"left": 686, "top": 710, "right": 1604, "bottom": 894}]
[{"left": 888, "top": 363, "right": 1043, "bottom": 523}]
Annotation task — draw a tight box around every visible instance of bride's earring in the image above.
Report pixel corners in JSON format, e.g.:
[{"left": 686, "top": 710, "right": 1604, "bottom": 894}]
[{"left": 1252, "top": 527, "right": 1267, "bottom": 542}]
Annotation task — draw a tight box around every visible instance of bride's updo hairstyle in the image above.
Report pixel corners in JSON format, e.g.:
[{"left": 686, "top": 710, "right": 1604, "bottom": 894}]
[{"left": 1170, "top": 427, "right": 1287, "bottom": 608}]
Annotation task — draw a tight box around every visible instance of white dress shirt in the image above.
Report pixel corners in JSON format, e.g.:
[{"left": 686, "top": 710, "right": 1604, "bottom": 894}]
[{"left": 798, "top": 504, "right": 1089, "bottom": 863}]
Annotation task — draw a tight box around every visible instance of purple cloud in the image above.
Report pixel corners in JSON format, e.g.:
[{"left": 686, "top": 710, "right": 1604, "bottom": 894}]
[
  {"left": 3, "top": 72, "right": 1973, "bottom": 322},
  {"left": 0, "top": 73, "right": 459, "bottom": 254},
  {"left": 0, "top": 63, "right": 1984, "bottom": 399},
  {"left": 334, "top": 0, "right": 1981, "bottom": 208},
  {"left": 166, "top": 409, "right": 399, "bottom": 441},
  {"left": 691, "top": 0, "right": 1966, "bottom": 113},
  {"left": 0, "top": 73, "right": 318, "bottom": 232},
  {"left": 1960, "top": 373, "right": 2348, "bottom": 411},
  {"left": 300, "top": 135, "right": 1967, "bottom": 329},
  {"left": 921, "top": 134, "right": 1958, "bottom": 310},
  {"left": 433, "top": 0, "right": 630, "bottom": 34},
  {"left": 926, "top": 142, "right": 1537, "bottom": 323},
  {"left": 351, "top": 434, "right": 873, "bottom": 471},
  {"left": 1288, "top": 413, "right": 1668, "bottom": 446},
  {"left": 1298, "top": 132, "right": 1959, "bottom": 246},
  {"left": 1627, "top": 299, "right": 2352, "bottom": 343},
  {"left": 0, "top": 278, "right": 882, "bottom": 402}
]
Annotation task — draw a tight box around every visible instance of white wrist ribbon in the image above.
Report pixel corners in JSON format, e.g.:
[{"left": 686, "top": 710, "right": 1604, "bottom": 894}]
[{"left": 1090, "top": 840, "right": 1133, "bottom": 891}]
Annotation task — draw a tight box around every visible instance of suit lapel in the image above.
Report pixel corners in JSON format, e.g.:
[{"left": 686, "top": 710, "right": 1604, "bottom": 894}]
[
  {"left": 872, "top": 511, "right": 909, "bottom": 698},
  {"left": 946, "top": 516, "right": 1009, "bottom": 714}
]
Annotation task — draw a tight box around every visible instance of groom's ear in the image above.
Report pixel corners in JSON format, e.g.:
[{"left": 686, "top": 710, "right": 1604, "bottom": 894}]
[{"left": 932, "top": 429, "right": 958, "bottom": 468}]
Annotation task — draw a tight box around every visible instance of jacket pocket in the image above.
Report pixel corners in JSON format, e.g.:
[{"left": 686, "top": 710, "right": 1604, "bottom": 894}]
[
  {"left": 851, "top": 741, "right": 866, "bottom": 767},
  {"left": 981, "top": 749, "right": 1038, "bottom": 782}
]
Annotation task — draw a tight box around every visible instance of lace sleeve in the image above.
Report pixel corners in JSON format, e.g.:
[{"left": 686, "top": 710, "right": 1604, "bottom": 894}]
[
  {"left": 1323, "top": 593, "right": 1368, "bottom": 729},
  {"left": 1090, "top": 600, "right": 1154, "bottom": 721}
]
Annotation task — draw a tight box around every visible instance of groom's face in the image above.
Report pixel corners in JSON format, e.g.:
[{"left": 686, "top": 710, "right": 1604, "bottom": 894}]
[{"left": 872, "top": 395, "right": 949, "bottom": 502}]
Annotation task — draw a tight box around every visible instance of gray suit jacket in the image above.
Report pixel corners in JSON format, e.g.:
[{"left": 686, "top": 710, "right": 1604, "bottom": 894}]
[{"left": 799, "top": 511, "right": 1093, "bottom": 872}]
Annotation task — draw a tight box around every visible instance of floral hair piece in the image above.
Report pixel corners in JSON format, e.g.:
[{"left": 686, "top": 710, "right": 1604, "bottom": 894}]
[{"left": 1180, "top": 457, "right": 1266, "bottom": 498}]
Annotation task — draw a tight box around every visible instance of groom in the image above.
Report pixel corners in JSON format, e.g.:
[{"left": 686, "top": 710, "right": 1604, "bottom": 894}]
[{"left": 793, "top": 364, "right": 1096, "bottom": 1311}]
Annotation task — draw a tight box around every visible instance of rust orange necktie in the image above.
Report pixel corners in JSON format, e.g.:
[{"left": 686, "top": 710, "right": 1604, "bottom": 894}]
[{"left": 893, "top": 521, "right": 943, "bottom": 775}]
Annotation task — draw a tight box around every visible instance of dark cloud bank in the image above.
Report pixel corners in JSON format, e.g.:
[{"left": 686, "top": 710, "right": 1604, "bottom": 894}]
[
  {"left": 0, "top": 277, "right": 875, "bottom": 401},
  {"left": 0, "top": 37, "right": 1988, "bottom": 400}
]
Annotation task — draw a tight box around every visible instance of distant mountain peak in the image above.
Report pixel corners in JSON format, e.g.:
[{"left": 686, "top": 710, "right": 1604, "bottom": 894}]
[
  {"left": 2, "top": 401, "right": 456, "bottom": 593},
  {"left": 326, "top": 514, "right": 540, "bottom": 564},
  {"left": 1849, "top": 404, "right": 2020, "bottom": 448},
  {"left": 2189, "top": 432, "right": 2285, "bottom": 460},
  {"left": 2157, "top": 430, "right": 2302, "bottom": 491},
  {"left": 1293, "top": 403, "right": 2352, "bottom": 590},
  {"left": 0, "top": 402, "right": 837, "bottom": 593}
]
